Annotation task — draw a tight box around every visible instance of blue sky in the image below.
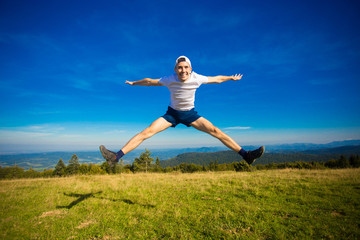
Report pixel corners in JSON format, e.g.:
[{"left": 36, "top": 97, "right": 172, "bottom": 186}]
[{"left": 1, "top": 0, "right": 360, "bottom": 153}]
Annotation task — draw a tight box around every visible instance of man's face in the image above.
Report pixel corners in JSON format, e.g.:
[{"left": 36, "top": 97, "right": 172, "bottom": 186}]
[{"left": 175, "top": 61, "right": 192, "bottom": 82}]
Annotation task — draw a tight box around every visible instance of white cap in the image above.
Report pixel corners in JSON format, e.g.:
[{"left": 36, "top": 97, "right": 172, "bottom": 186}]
[{"left": 175, "top": 56, "right": 191, "bottom": 67}]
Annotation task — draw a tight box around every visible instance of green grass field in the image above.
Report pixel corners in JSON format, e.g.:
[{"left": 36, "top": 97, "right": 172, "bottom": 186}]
[{"left": 1, "top": 169, "right": 359, "bottom": 239}]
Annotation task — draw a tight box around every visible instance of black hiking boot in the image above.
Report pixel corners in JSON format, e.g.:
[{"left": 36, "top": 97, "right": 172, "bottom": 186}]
[
  {"left": 244, "top": 146, "right": 265, "bottom": 165},
  {"left": 99, "top": 145, "right": 118, "bottom": 167}
]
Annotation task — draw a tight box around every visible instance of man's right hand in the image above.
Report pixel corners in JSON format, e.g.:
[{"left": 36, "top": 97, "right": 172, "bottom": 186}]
[{"left": 125, "top": 81, "right": 134, "bottom": 85}]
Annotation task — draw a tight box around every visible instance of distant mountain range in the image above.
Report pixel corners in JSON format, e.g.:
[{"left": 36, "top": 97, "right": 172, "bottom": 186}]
[
  {"left": 0, "top": 140, "right": 359, "bottom": 170},
  {"left": 249, "top": 139, "right": 360, "bottom": 152},
  {"left": 160, "top": 145, "right": 360, "bottom": 168}
]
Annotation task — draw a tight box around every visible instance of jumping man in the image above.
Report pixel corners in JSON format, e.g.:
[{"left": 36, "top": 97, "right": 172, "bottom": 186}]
[{"left": 100, "top": 56, "right": 264, "bottom": 166}]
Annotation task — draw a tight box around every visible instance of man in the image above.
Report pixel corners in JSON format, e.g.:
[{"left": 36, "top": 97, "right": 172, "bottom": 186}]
[{"left": 100, "top": 56, "right": 264, "bottom": 167}]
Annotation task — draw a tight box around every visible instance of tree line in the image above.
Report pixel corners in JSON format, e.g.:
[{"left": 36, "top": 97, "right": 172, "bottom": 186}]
[{"left": 0, "top": 150, "right": 359, "bottom": 179}]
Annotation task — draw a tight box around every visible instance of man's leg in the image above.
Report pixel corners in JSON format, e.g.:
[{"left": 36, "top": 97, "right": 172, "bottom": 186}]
[
  {"left": 190, "top": 117, "right": 264, "bottom": 164},
  {"left": 122, "top": 117, "right": 172, "bottom": 154},
  {"left": 100, "top": 117, "right": 172, "bottom": 166},
  {"left": 190, "top": 117, "right": 242, "bottom": 152}
]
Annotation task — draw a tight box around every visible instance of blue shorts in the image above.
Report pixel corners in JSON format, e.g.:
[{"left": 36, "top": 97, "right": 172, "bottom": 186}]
[{"left": 162, "top": 106, "right": 201, "bottom": 127}]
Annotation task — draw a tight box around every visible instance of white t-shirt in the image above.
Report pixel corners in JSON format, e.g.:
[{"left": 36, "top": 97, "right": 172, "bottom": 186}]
[{"left": 159, "top": 72, "right": 208, "bottom": 111}]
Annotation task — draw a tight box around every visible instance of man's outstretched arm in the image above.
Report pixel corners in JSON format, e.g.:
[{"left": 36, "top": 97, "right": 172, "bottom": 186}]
[
  {"left": 125, "top": 78, "right": 162, "bottom": 86},
  {"left": 206, "top": 74, "right": 243, "bottom": 84}
]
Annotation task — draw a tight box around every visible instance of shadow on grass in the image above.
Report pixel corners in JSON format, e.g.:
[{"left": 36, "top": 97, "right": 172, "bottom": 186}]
[{"left": 57, "top": 191, "right": 155, "bottom": 209}]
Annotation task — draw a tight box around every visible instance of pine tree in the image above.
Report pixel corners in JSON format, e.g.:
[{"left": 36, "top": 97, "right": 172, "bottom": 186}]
[
  {"left": 120, "top": 158, "right": 124, "bottom": 169},
  {"left": 100, "top": 161, "right": 111, "bottom": 174},
  {"left": 114, "top": 158, "right": 124, "bottom": 174},
  {"left": 54, "top": 158, "right": 66, "bottom": 176},
  {"left": 154, "top": 157, "right": 161, "bottom": 172},
  {"left": 134, "top": 149, "right": 154, "bottom": 173},
  {"left": 338, "top": 155, "right": 350, "bottom": 168},
  {"left": 349, "top": 155, "right": 360, "bottom": 168},
  {"left": 67, "top": 154, "right": 80, "bottom": 175},
  {"left": 202, "top": 164, "right": 206, "bottom": 171}
]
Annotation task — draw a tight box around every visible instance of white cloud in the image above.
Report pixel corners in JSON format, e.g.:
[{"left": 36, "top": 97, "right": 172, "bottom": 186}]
[
  {"left": 0, "top": 122, "right": 134, "bottom": 149},
  {"left": 25, "top": 125, "right": 65, "bottom": 133},
  {"left": 224, "top": 126, "right": 251, "bottom": 130},
  {"left": 0, "top": 130, "right": 52, "bottom": 144},
  {"left": 0, "top": 124, "right": 67, "bottom": 144}
]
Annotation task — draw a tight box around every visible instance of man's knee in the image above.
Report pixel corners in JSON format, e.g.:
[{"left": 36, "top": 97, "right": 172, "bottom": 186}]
[
  {"left": 203, "top": 124, "right": 222, "bottom": 137},
  {"left": 140, "top": 128, "right": 154, "bottom": 139},
  {"left": 192, "top": 118, "right": 219, "bottom": 134},
  {"left": 141, "top": 125, "right": 162, "bottom": 139},
  {"left": 211, "top": 126, "right": 223, "bottom": 136}
]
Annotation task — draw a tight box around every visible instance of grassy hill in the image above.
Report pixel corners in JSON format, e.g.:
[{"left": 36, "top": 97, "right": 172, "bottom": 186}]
[{"left": 1, "top": 169, "right": 359, "bottom": 239}]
